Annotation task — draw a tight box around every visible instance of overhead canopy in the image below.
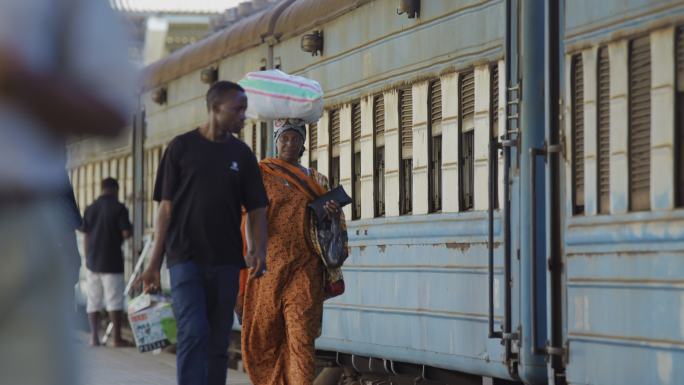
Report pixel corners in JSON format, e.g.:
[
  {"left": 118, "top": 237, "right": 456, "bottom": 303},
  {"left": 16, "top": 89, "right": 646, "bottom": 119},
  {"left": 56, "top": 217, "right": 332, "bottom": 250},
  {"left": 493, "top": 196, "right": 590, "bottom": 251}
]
[
  {"left": 111, "top": 0, "right": 241, "bottom": 15},
  {"left": 142, "top": 1, "right": 293, "bottom": 90},
  {"left": 142, "top": 0, "right": 375, "bottom": 91}
]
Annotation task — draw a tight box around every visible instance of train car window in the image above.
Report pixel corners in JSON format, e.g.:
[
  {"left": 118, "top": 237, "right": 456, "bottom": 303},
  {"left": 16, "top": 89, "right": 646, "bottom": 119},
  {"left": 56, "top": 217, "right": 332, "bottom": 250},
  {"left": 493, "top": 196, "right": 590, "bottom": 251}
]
[
  {"left": 597, "top": 47, "right": 611, "bottom": 214},
  {"left": 329, "top": 109, "right": 341, "bottom": 188},
  {"left": 260, "top": 122, "right": 268, "bottom": 160},
  {"left": 428, "top": 79, "right": 442, "bottom": 213},
  {"left": 676, "top": 27, "right": 684, "bottom": 207},
  {"left": 572, "top": 54, "right": 585, "bottom": 215},
  {"left": 351, "top": 102, "right": 362, "bottom": 219},
  {"left": 628, "top": 36, "right": 651, "bottom": 211},
  {"left": 399, "top": 85, "right": 413, "bottom": 215},
  {"left": 460, "top": 71, "right": 475, "bottom": 211},
  {"left": 373, "top": 93, "right": 385, "bottom": 217},
  {"left": 461, "top": 132, "right": 474, "bottom": 210},
  {"left": 309, "top": 122, "right": 318, "bottom": 169},
  {"left": 375, "top": 147, "right": 385, "bottom": 217},
  {"left": 490, "top": 64, "right": 499, "bottom": 209}
]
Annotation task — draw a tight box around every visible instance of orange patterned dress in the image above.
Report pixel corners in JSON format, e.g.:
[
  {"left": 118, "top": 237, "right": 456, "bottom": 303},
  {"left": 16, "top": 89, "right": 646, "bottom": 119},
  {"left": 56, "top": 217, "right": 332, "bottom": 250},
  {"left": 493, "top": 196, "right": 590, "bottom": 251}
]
[{"left": 241, "top": 158, "right": 327, "bottom": 385}]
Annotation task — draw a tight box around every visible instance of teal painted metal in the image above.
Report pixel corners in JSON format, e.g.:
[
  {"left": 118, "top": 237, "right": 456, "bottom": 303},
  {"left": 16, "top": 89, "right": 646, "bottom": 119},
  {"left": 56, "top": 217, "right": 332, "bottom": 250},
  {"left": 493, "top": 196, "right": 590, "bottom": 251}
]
[
  {"left": 516, "top": 0, "right": 549, "bottom": 384},
  {"left": 316, "top": 213, "right": 517, "bottom": 381},
  {"left": 563, "top": 1, "right": 684, "bottom": 384}
]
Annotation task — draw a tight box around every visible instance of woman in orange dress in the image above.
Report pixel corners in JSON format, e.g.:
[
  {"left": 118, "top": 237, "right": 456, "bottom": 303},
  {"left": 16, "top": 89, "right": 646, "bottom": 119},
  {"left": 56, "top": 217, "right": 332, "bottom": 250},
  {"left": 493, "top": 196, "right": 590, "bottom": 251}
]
[{"left": 239, "top": 119, "right": 342, "bottom": 385}]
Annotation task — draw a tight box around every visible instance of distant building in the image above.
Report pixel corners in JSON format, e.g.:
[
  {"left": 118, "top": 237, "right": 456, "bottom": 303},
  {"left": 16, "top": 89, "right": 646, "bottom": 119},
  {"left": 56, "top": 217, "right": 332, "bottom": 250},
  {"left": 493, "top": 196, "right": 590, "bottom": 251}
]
[{"left": 110, "top": 0, "right": 280, "bottom": 65}]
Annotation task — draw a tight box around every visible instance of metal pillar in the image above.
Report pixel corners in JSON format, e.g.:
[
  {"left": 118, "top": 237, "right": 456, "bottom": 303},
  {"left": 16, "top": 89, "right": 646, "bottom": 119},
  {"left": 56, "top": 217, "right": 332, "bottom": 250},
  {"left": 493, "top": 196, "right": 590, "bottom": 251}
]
[{"left": 517, "top": 0, "right": 549, "bottom": 383}]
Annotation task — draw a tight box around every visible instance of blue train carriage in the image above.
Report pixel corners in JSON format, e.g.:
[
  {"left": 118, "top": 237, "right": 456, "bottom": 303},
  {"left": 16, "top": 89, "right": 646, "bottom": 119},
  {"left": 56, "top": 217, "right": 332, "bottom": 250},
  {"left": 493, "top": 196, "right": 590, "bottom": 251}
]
[
  {"left": 562, "top": 0, "right": 684, "bottom": 384},
  {"left": 272, "top": 0, "right": 521, "bottom": 382}
]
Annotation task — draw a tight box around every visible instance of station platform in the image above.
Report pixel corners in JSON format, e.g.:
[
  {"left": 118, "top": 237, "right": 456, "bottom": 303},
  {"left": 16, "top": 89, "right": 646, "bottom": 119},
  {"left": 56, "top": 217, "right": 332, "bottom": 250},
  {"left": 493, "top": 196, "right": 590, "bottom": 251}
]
[{"left": 78, "top": 333, "right": 252, "bottom": 385}]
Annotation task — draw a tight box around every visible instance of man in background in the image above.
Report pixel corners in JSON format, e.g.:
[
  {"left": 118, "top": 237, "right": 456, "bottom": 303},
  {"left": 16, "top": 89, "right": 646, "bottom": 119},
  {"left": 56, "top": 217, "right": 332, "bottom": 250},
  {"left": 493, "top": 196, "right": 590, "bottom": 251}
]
[
  {"left": 0, "top": 0, "right": 135, "bottom": 384},
  {"left": 81, "top": 177, "right": 133, "bottom": 347}
]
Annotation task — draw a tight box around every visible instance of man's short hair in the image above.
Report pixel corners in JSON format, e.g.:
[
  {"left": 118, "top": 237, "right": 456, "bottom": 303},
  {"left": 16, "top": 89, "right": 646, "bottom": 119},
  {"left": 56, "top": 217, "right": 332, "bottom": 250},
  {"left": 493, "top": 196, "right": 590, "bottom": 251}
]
[
  {"left": 101, "top": 177, "right": 119, "bottom": 191},
  {"left": 206, "top": 81, "right": 245, "bottom": 111}
]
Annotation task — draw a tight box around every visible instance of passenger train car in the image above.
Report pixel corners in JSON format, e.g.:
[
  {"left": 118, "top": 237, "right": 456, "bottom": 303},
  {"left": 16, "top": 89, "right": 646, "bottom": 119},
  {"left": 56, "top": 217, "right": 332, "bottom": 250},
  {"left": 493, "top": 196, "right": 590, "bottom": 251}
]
[{"left": 66, "top": 0, "right": 684, "bottom": 383}]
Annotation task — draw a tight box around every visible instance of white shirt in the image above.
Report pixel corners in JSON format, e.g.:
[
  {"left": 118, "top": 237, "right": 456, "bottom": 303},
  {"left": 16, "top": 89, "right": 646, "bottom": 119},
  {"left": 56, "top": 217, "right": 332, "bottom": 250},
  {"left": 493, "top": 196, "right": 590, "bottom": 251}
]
[{"left": 0, "top": 0, "right": 136, "bottom": 193}]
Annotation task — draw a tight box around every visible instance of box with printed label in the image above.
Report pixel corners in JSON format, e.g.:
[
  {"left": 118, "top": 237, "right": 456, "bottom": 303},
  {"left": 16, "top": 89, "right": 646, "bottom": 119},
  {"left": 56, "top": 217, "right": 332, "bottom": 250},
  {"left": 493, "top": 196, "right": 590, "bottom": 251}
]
[{"left": 127, "top": 294, "right": 177, "bottom": 353}]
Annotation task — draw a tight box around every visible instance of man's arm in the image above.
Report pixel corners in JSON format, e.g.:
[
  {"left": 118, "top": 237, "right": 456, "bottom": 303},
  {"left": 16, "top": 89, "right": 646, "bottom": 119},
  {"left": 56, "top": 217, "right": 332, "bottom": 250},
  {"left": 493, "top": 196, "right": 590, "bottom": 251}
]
[
  {"left": 122, "top": 230, "right": 132, "bottom": 239},
  {"left": 136, "top": 200, "right": 171, "bottom": 292},
  {"left": 245, "top": 207, "right": 268, "bottom": 278}
]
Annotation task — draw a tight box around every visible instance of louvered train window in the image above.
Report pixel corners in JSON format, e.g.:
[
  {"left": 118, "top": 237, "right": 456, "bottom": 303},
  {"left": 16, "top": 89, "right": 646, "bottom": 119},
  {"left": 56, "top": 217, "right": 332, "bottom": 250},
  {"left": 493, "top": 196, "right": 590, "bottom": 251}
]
[
  {"left": 572, "top": 54, "right": 585, "bottom": 214},
  {"left": 351, "top": 102, "right": 362, "bottom": 219},
  {"left": 329, "top": 109, "right": 341, "bottom": 188},
  {"left": 399, "top": 85, "right": 413, "bottom": 215},
  {"left": 460, "top": 71, "right": 475, "bottom": 211},
  {"left": 676, "top": 27, "right": 684, "bottom": 207},
  {"left": 597, "top": 47, "right": 611, "bottom": 214},
  {"left": 490, "top": 64, "right": 499, "bottom": 209},
  {"left": 428, "top": 79, "right": 442, "bottom": 213},
  {"left": 629, "top": 36, "right": 651, "bottom": 211},
  {"left": 309, "top": 122, "right": 318, "bottom": 169},
  {"left": 373, "top": 93, "right": 385, "bottom": 217}
]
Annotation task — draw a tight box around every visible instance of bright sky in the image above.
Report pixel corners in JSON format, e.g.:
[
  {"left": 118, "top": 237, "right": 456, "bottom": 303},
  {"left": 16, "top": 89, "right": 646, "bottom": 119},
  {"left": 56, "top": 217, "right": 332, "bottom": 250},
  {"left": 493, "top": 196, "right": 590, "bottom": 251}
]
[{"left": 110, "top": 0, "right": 247, "bottom": 13}]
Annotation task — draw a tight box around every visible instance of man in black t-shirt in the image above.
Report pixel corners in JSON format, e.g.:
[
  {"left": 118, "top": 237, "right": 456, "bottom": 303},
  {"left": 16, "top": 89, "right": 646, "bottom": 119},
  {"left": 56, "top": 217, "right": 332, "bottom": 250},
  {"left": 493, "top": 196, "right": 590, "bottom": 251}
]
[
  {"left": 138, "top": 81, "right": 268, "bottom": 385},
  {"left": 80, "top": 177, "right": 132, "bottom": 347}
]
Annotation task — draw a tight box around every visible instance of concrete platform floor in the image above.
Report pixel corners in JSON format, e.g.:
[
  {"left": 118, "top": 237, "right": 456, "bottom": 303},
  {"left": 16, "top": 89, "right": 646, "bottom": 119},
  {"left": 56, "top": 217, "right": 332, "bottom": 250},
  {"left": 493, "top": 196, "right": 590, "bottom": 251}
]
[{"left": 78, "top": 334, "right": 252, "bottom": 385}]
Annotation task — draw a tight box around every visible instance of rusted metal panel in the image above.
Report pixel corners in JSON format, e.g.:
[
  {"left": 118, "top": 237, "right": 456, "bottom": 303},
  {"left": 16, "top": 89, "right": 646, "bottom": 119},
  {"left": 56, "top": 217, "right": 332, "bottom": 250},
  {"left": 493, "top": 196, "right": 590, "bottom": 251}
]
[
  {"left": 565, "top": 207, "right": 684, "bottom": 385},
  {"left": 317, "top": 212, "right": 512, "bottom": 380}
]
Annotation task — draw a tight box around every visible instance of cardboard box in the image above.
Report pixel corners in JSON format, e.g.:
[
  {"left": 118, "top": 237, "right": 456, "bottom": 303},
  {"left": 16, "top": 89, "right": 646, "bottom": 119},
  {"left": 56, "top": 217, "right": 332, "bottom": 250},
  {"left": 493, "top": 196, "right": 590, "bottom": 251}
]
[{"left": 128, "top": 294, "right": 177, "bottom": 353}]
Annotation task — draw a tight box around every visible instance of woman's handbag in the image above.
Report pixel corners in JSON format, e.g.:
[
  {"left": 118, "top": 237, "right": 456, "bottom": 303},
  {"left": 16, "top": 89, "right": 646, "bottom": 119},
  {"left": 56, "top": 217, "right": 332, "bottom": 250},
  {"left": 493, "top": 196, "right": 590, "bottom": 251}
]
[
  {"left": 307, "top": 189, "right": 350, "bottom": 269},
  {"left": 323, "top": 266, "right": 345, "bottom": 299}
]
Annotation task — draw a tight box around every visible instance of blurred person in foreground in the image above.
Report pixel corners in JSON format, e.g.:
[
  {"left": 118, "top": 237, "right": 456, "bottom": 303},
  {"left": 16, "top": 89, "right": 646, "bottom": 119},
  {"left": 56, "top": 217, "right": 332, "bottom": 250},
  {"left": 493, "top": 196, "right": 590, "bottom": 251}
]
[
  {"left": 0, "top": 0, "right": 135, "bottom": 384},
  {"left": 238, "top": 119, "right": 343, "bottom": 385},
  {"left": 80, "top": 177, "right": 132, "bottom": 347},
  {"left": 137, "top": 81, "right": 268, "bottom": 385}
]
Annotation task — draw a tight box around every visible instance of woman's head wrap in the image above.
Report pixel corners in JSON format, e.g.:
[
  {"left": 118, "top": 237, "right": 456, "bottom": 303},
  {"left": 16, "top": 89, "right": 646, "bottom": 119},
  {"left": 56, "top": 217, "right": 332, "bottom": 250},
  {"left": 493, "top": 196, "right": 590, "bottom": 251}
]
[{"left": 274, "top": 118, "right": 307, "bottom": 144}]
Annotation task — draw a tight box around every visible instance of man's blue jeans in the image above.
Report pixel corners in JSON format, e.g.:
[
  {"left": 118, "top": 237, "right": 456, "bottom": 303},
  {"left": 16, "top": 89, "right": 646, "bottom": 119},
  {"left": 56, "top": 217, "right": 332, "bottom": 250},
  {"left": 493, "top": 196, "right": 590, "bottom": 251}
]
[{"left": 169, "top": 260, "right": 239, "bottom": 385}]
